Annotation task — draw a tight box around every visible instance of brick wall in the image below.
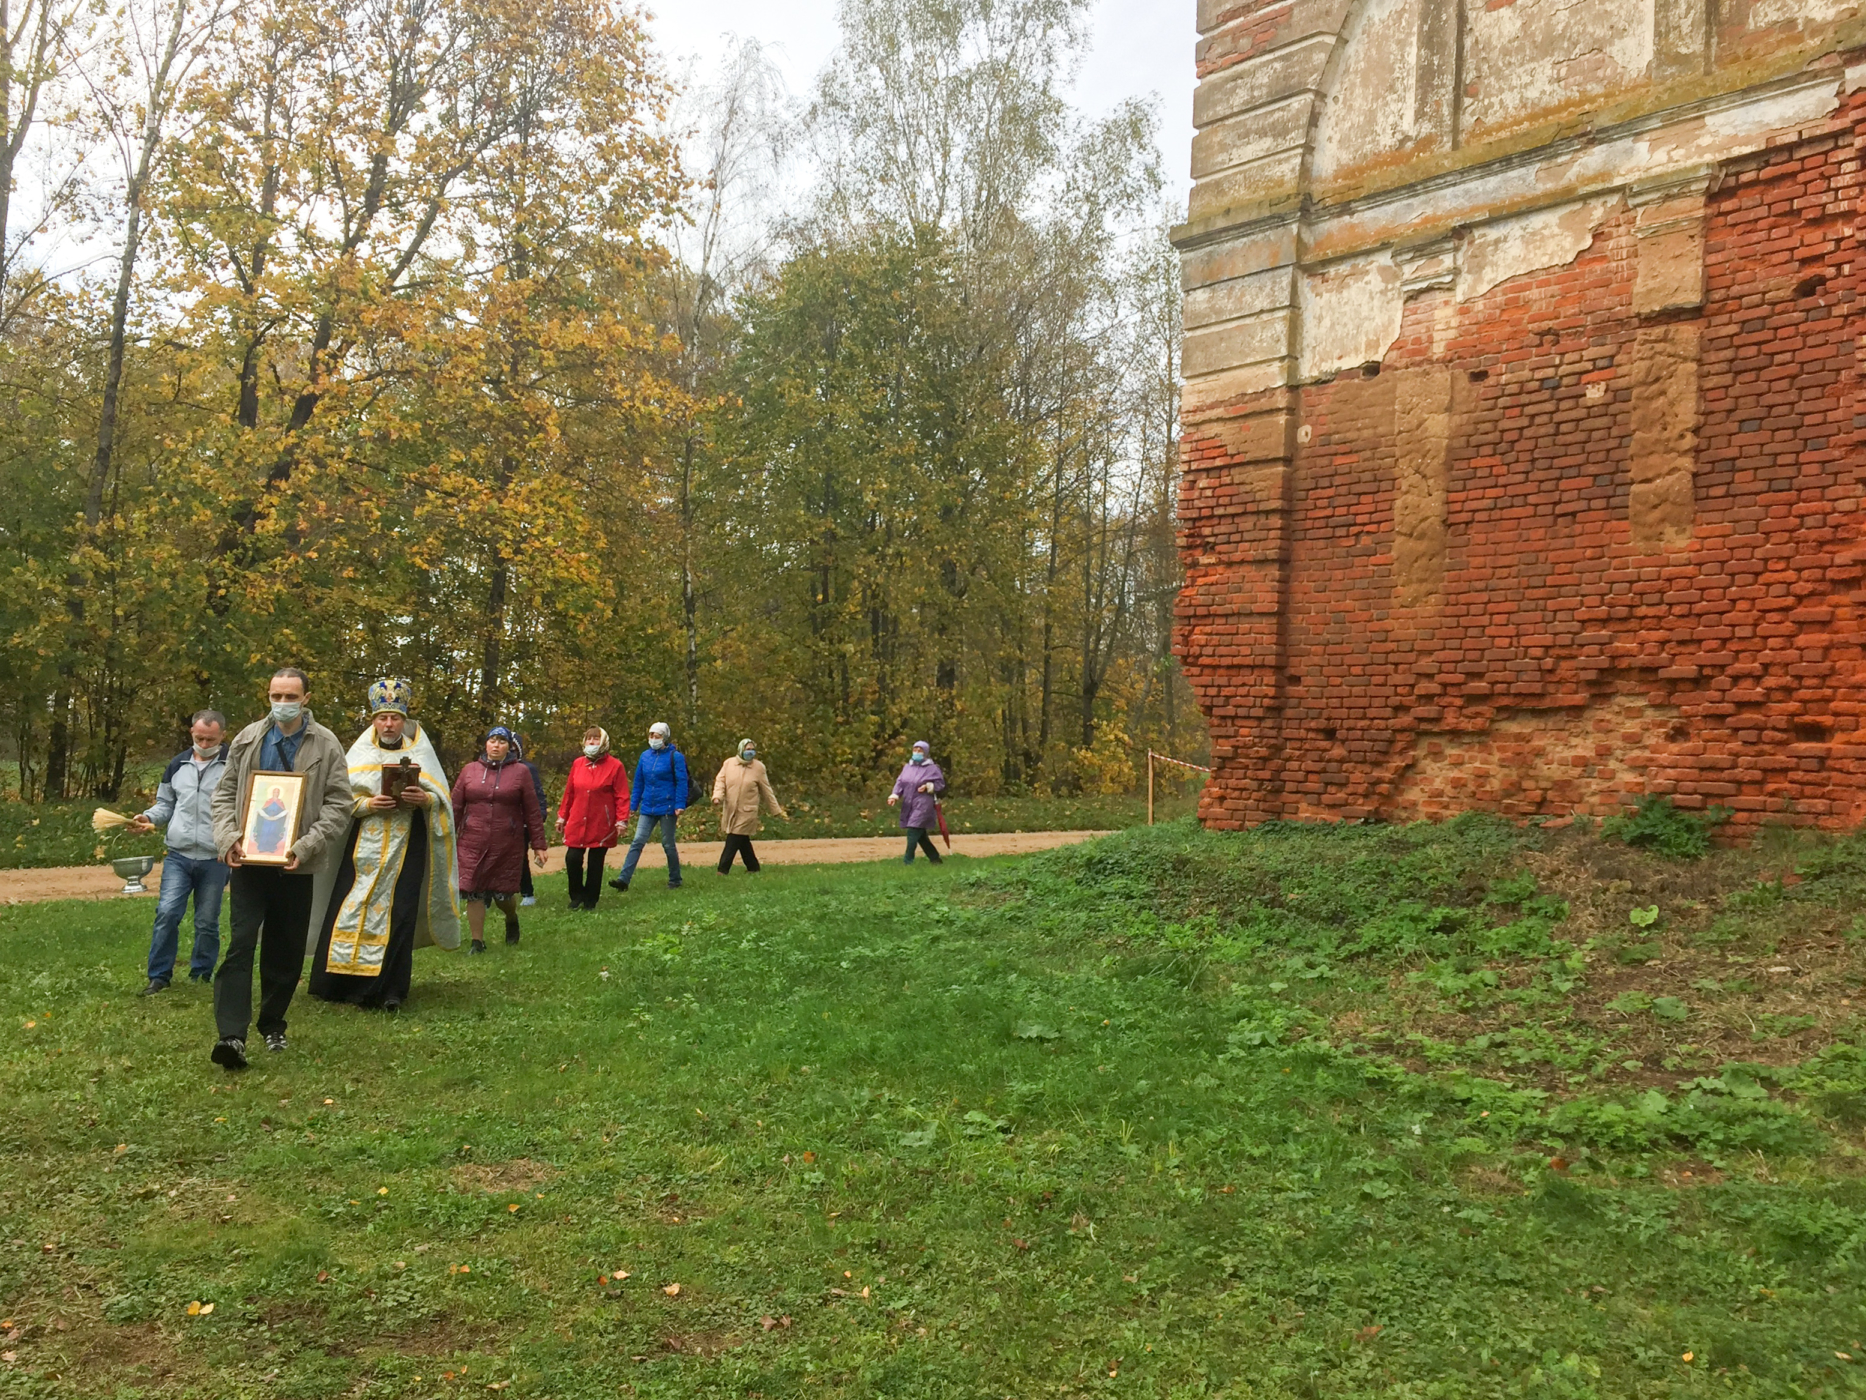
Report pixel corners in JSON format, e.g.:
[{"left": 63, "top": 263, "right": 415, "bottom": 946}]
[{"left": 1176, "top": 85, "right": 1866, "bottom": 837}]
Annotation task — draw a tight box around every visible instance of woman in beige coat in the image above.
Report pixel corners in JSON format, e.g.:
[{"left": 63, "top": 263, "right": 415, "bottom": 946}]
[{"left": 711, "top": 739, "right": 787, "bottom": 874}]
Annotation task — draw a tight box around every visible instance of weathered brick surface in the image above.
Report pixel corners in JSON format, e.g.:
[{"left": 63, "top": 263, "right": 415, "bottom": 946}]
[{"left": 1176, "top": 87, "right": 1866, "bottom": 836}]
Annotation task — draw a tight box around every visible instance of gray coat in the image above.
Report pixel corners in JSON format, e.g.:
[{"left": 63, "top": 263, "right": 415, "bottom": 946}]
[
  {"left": 210, "top": 710, "right": 354, "bottom": 876},
  {"left": 142, "top": 746, "right": 229, "bottom": 860}
]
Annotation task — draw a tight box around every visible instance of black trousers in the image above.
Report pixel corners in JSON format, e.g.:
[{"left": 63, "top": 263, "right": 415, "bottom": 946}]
[
  {"left": 717, "top": 834, "right": 761, "bottom": 873},
  {"left": 519, "top": 860, "right": 534, "bottom": 899},
  {"left": 215, "top": 865, "right": 313, "bottom": 1040},
  {"left": 565, "top": 847, "right": 608, "bottom": 907}
]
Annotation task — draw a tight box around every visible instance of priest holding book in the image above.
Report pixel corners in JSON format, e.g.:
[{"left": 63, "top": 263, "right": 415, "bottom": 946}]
[{"left": 307, "top": 678, "right": 461, "bottom": 1011}]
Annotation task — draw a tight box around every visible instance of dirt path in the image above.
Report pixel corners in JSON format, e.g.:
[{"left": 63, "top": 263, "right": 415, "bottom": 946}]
[{"left": 0, "top": 831, "right": 1111, "bottom": 905}]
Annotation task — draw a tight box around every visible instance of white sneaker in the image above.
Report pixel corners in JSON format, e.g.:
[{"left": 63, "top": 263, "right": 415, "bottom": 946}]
[{"left": 520, "top": 896, "right": 537, "bottom": 907}]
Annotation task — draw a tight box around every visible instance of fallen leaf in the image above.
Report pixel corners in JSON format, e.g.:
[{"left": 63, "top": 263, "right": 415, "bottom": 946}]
[
  {"left": 1548, "top": 1157, "right": 1569, "bottom": 1172},
  {"left": 1012, "top": 1239, "right": 1028, "bottom": 1251},
  {"left": 662, "top": 1283, "right": 680, "bottom": 1297},
  {"left": 828, "top": 1288, "right": 848, "bottom": 1297},
  {"left": 507, "top": 1203, "right": 520, "bottom": 1213},
  {"left": 802, "top": 1151, "right": 815, "bottom": 1163},
  {"left": 1, "top": 1352, "right": 13, "bottom": 1364},
  {"left": 1682, "top": 1352, "right": 1694, "bottom": 1362},
  {"left": 316, "top": 1271, "right": 329, "bottom": 1283},
  {"left": 1357, "top": 1325, "right": 1382, "bottom": 1342},
  {"left": 1838, "top": 1352, "right": 1854, "bottom": 1362},
  {"left": 598, "top": 1275, "right": 609, "bottom": 1286},
  {"left": 861, "top": 1286, "right": 870, "bottom": 1298},
  {"left": 186, "top": 1302, "right": 202, "bottom": 1316},
  {"left": 199, "top": 1304, "right": 213, "bottom": 1315},
  {"left": 323, "top": 1099, "right": 334, "bottom": 1105},
  {"left": 377, "top": 1187, "right": 388, "bottom": 1196},
  {"left": 760, "top": 1315, "right": 777, "bottom": 1331},
  {"left": 113, "top": 1143, "right": 127, "bottom": 1154}
]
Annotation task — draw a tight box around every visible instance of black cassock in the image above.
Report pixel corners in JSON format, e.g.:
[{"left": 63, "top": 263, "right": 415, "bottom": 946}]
[{"left": 308, "top": 810, "right": 426, "bottom": 1008}]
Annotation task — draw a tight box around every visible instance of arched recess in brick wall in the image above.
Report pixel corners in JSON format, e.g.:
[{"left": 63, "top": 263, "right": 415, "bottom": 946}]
[{"left": 1176, "top": 0, "right": 1865, "bottom": 832}]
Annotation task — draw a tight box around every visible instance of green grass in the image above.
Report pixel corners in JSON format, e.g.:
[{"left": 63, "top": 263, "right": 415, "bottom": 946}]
[{"left": 0, "top": 818, "right": 1863, "bottom": 1397}]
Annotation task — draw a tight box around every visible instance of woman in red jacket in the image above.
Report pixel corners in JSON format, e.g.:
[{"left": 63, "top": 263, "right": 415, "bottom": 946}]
[
  {"left": 556, "top": 725, "right": 631, "bottom": 910},
  {"left": 451, "top": 727, "right": 547, "bottom": 952}
]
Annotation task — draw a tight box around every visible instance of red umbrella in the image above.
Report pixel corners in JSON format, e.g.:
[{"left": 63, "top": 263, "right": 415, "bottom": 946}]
[{"left": 934, "top": 799, "right": 951, "bottom": 850}]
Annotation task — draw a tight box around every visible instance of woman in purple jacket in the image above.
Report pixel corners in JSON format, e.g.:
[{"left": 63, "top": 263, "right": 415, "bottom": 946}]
[{"left": 888, "top": 739, "right": 946, "bottom": 864}]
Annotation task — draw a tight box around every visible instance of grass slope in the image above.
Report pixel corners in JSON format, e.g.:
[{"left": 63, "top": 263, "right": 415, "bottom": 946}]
[{"left": 0, "top": 818, "right": 1862, "bottom": 1398}]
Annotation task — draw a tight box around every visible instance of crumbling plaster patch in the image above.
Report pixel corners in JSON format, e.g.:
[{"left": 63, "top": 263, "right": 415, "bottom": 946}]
[
  {"left": 1464, "top": 0, "right": 1653, "bottom": 141},
  {"left": 1749, "top": 0, "right": 1856, "bottom": 26},
  {"left": 1456, "top": 197, "right": 1618, "bottom": 303},
  {"left": 1297, "top": 254, "right": 1404, "bottom": 381},
  {"left": 1309, "top": 0, "right": 1421, "bottom": 184}
]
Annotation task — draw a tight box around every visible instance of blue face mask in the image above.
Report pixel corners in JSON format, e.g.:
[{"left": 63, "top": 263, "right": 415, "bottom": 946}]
[{"left": 910, "top": 751, "right": 928, "bottom": 764}]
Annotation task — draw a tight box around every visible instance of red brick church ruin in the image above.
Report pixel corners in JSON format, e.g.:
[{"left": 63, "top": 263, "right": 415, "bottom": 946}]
[{"left": 1173, "top": 0, "right": 1865, "bottom": 837}]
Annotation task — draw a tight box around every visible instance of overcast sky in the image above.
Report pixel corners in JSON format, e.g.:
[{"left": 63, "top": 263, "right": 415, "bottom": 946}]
[{"left": 642, "top": 0, "right": 1198, "bottom": 210}]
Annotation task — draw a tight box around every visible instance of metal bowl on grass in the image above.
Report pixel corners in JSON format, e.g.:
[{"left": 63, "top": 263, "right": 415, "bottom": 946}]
[{"left": 111, "top": 855, "right": 157, "bottom": 895}]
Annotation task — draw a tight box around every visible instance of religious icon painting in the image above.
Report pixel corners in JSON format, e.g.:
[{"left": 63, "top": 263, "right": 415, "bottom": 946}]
[{"left": 241, "top": 771, "right": 306, "bottom": 865}]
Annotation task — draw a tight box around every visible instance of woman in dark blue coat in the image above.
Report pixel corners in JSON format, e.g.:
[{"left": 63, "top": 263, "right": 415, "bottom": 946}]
[{"left": 611, "top": 721, "right": 689, "bottom": 892}]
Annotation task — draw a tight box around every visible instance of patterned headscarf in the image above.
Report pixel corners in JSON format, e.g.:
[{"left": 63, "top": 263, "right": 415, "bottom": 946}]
[
  {"left": 738, "top": 738, "right": 756, "bottom": 763},
  {"left": 482, "top": 726, "right": 516, "bottom": 764},
  {"left": 584, "top": 727, "right": 611, "bottom": 759}
]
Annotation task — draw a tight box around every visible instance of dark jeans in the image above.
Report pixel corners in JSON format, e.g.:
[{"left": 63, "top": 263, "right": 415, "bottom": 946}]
[
  {"left": 565, "top": 847, "right": 608, "bottom": 906},
  {"left": 717, "top": 834, "right": 761, "bottom": 873},
  {"left": 618, "top": 813, "right": 681, "bottom": 887},
  {"left": 903, "top": 827, "right": 941, "bottom": 864},
  {"left": 214, "top": 865, "right": 313, "bottom": 1041},
  {"left": 147, "top": 852, "right": 228, "bottom": 983},
  {"left": 519, "top": 860, "right": 534, "bottom": 899}
]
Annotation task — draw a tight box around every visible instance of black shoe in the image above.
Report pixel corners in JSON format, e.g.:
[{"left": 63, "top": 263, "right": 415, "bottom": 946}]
[
  {"left": 668, "top": 881, "right": 682, "bottom": 890},
  {"left": 140, "top": 978, "right": 168, "bottom": 997},
  {"left": 608, "top": 877, "right": 629, "bottom": 892},
  {"left": 264, "top": 1031, "right": 287, "bottom": 1053},
  {"left": 470, "top": 940, "right": 487, "bottom": 955},
  {"left": 581, "top": 899, "right": 599, "bottom": 912},
  {"left": 188, "top": 972, "right": 212, "bottom": 984},
  {"left": 210, "top": 1037, "right": 248, "bottom": 1070},
  {"left": 383, "top": 998, "right": 401, "bottom": 1014},
  {"left": 504, "top": 924, "right": 520, "bottom": 946}
]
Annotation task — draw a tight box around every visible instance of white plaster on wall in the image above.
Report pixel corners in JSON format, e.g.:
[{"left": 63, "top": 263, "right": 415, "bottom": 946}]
[
  {"left": 1297, "top": 255, "right": 1405, "bottom": 381},
  {"left": 1702, "top": 81, "right": 1842, "bottom": 138},
  {"left": 1300, "top": 73, "right": 1844, "bottom": 266},
  {"left": 1749, "top": 0, "right": 1856, "bottom": 25},
  {"left": 1457, "top": 197, "right": 1618, "bottom": 303},
  {"left": 1310, "top": 0, "right": 1420, "bottom": 184},
  {"left": 1464, "top": 0, "right": 1652, "bottom": 140}
]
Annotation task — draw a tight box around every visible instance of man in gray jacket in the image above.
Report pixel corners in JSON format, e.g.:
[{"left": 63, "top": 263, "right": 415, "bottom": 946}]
[
  {"left": 129, "top": 710, "right": 230, "bottom": 994},
  {"left": 207, "top": 667, "right": 354, "bottom": 1069}
]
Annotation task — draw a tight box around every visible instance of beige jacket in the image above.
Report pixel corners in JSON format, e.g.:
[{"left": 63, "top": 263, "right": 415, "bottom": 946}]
[
  {"left": 711, "top": 757, "right": 786, "bottom": 836},
  {"left": 210, "top": 709, "right": 355, "bottom": 875}
]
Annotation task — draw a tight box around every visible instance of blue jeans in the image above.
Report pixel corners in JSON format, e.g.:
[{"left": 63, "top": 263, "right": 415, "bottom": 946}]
[
  {"left": 147, "top": 852, "right": 228, "bottom": 983},
  {"left": 618, "top": 813, "right": 681, "bottom": 887}
]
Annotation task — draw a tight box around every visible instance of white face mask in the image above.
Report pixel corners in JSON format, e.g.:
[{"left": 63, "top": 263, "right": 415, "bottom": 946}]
[
  {"left": 584, "top": 743, "right": 602, "bottom": 758},
  {"left": 649, "top": 736, "right": 666, "bottom": 751},
  {"left": 194, "top": 738, "right": 219, "bottom": 756},
  {"left": 270, "top": 700, "right": 304, "bottom": 724}
]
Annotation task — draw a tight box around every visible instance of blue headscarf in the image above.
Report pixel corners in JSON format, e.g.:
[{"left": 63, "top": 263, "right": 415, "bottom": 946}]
[{"left": 482, "top": 726, "right": 516, "bottom": 764}]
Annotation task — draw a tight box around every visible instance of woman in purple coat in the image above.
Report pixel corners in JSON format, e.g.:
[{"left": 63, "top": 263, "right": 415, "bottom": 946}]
[
  {"left": 451, "top": 727, "right": 546, "bottom": 953},
  {"left": 887, "top": 739, "right": 946, "bottom": 865}
]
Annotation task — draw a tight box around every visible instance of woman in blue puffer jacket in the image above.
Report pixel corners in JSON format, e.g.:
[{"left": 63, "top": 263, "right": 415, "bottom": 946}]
[{"left": 611, "top": 721, "right": 690, "bottom": 892}]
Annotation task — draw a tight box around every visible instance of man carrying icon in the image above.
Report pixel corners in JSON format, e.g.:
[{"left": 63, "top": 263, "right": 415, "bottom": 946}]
[{"left": 207, "top": 667, "right": 352, "bottom": 1069}]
